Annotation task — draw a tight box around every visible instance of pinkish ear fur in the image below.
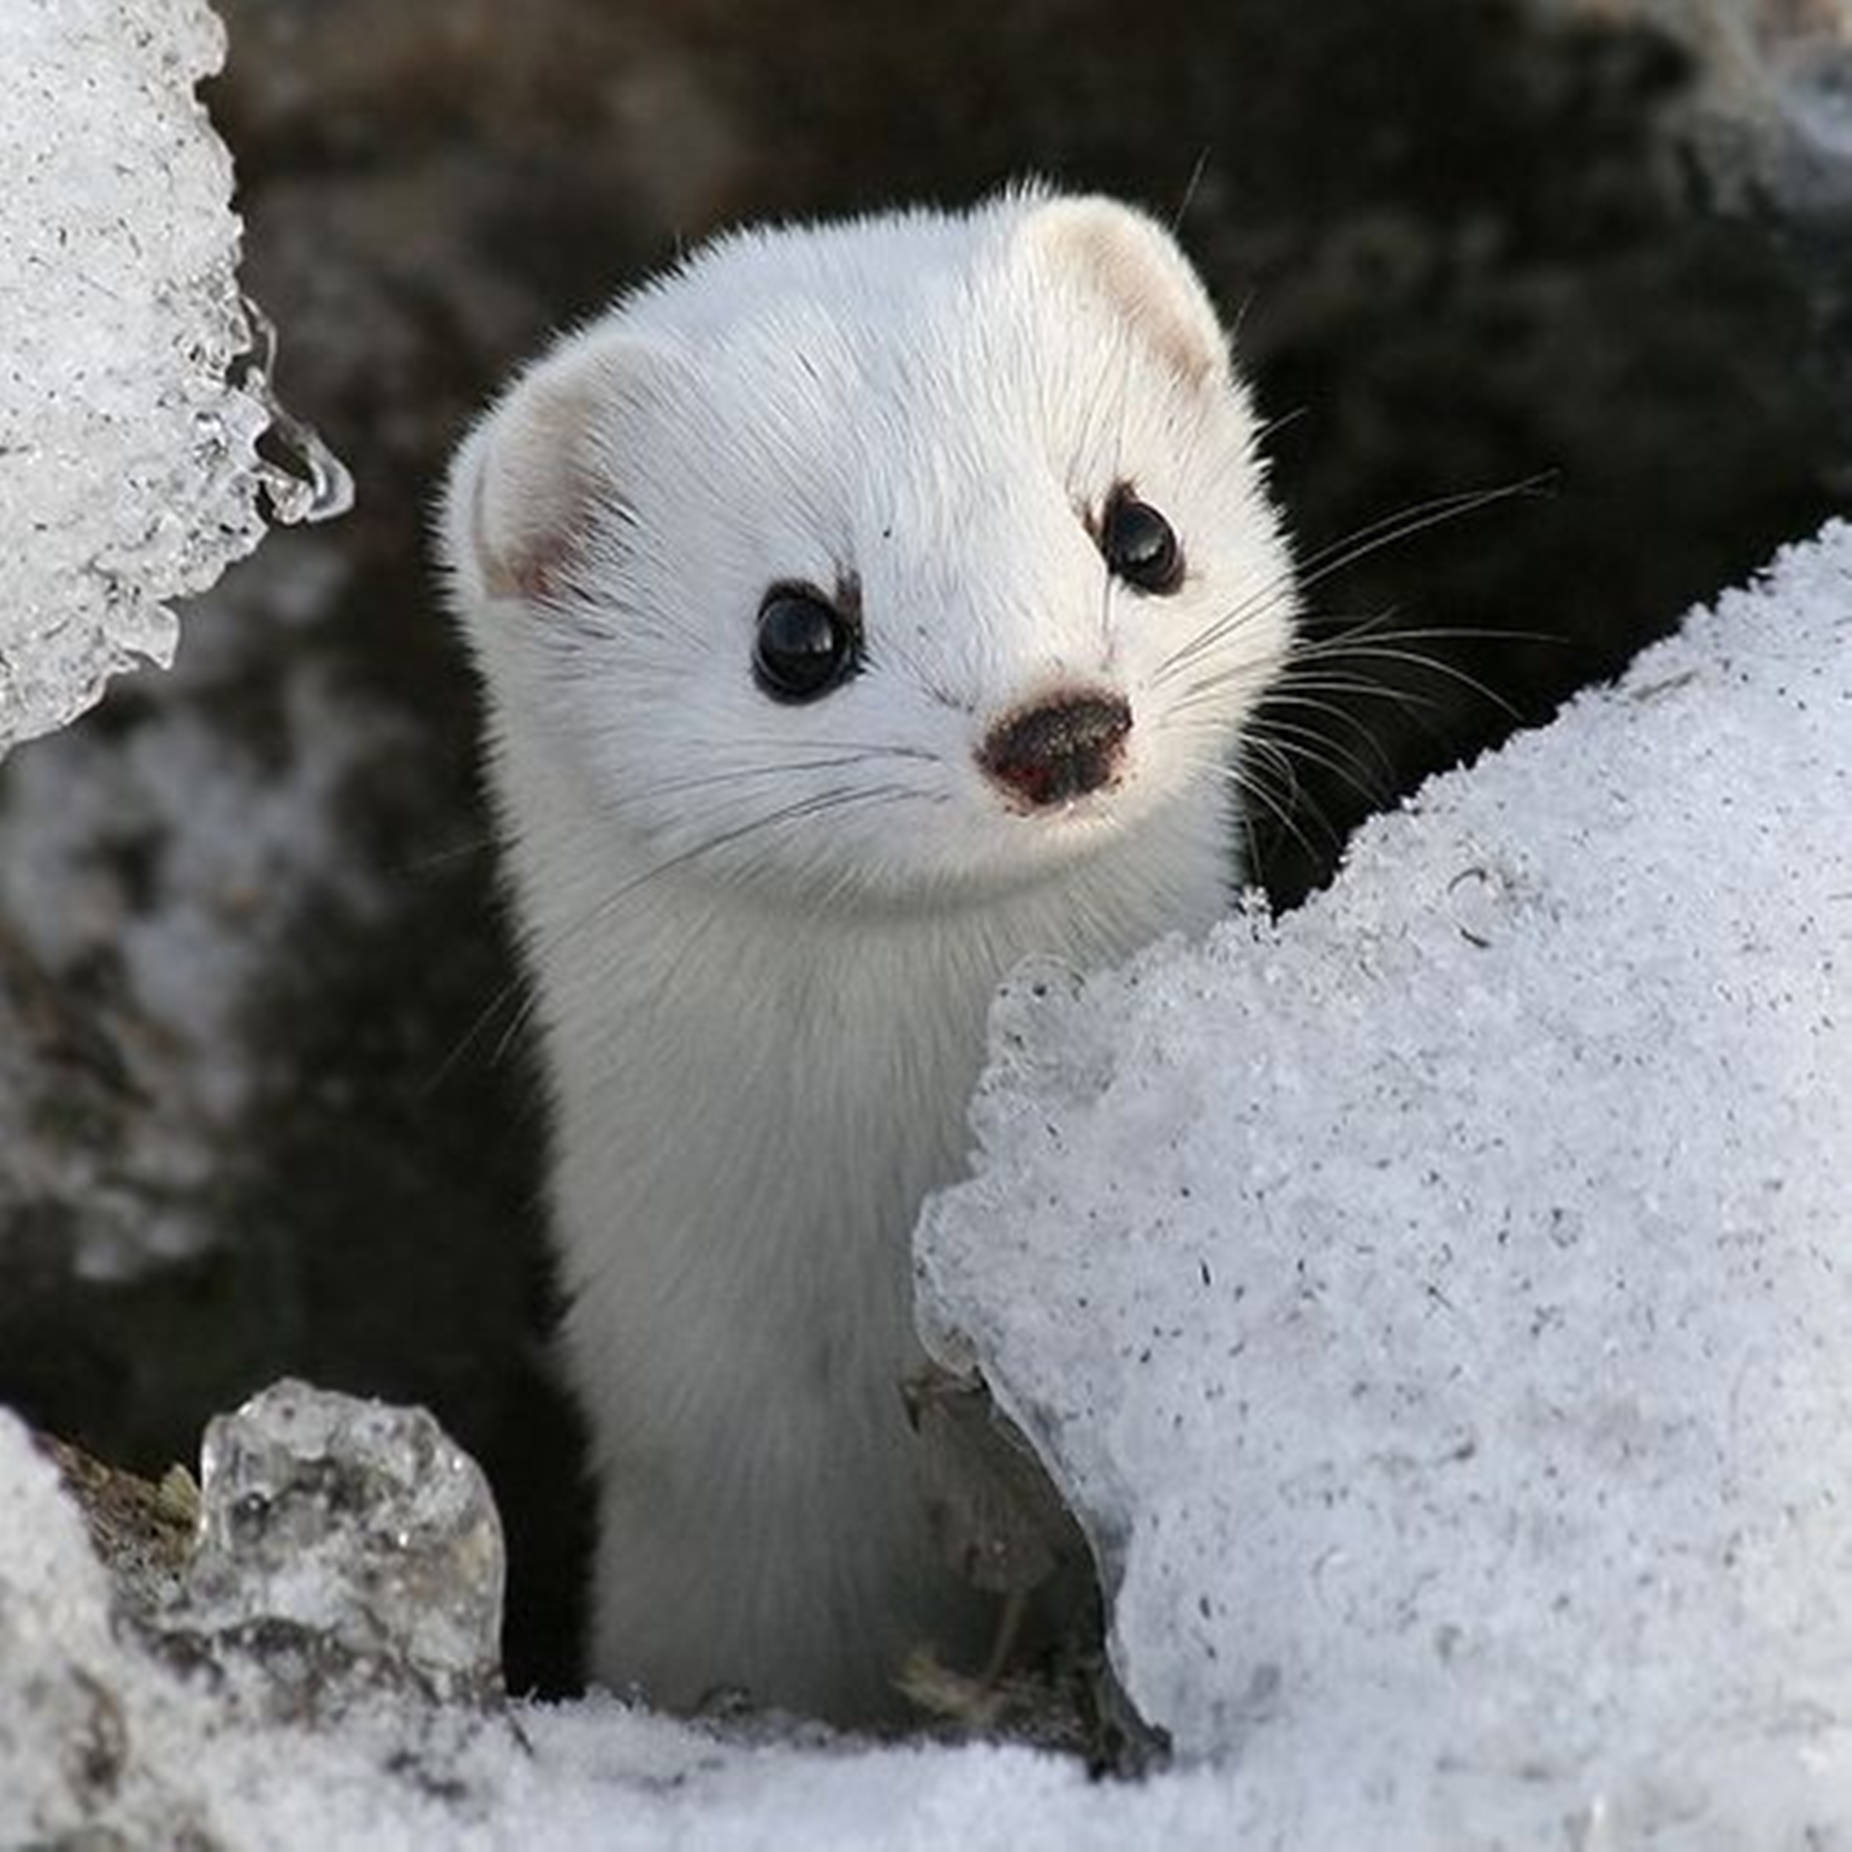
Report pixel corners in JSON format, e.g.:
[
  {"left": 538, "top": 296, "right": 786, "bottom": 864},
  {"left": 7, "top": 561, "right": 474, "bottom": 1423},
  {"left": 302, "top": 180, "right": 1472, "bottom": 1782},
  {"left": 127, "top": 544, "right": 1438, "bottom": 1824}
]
[
  {"left": 450, "top": 335, "right": 672, "bottom": 606},
  {"left": 1018, "top": 195, "right": 1229, "bottom": 389}
]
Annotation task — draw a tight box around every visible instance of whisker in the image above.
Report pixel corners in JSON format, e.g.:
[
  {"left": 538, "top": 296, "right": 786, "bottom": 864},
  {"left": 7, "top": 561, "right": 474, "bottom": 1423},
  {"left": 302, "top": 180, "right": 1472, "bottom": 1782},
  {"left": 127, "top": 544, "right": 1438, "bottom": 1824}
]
[
  {"left": 1159, "top": 642, "right": 1295, "bottom": 718},
  {"left": 1211, "top": 751, "right": 1336, "bottom": 872},
  {"left": 1253, "top": 403, "right": 1310, "bottom": 449},
  {"left": 1156, "top": 473, "right": 1554, "bottom": 686},
  {"left": 431, "top": 780, "right": 935, "bottom": 1088},
  {"left": 391, "top": 833, "right": 495, "bottom": 877},
  {"left": 589, "top": 782, "right": 933, "bottom": 923},
  {"left": 1236, "top": 734, "right": 1304, "bottom": 819},
  {"left": 1293, "top": 475, "right": 1556, "bottom": 596},
  {"left": 1283, "top": 638, "right": 1521, "bottom": 719},
  {"left": 1245, "top": 717, "right": 1396, "bottom": 807},
  {"left": 1261, "top": 675, "right": 1449, "bottom": 712},
  {"left": 1246, "top": 735, "right": 1360, "bottom": 848},
  {"left": 623, "top": 750, "right": 942, "bottom": 807},
  {"left": 1153, "top": 579, "right": 1296, "bottom": 683},
  {"left": 716, "top": 735, "right": 946, "bottom": 761},
  {"left": 1245, "top": 690, "right": 1404, "bottom": 777},
  {"left": 1178, "top": 740, "right": 1334, "bottom": 866},
  {"left": 423, "top": 973, "right": 524, "bottom": 1098},
  {"left": 1170, "top": 149, "right": 1211, "bottom": 232},
  {"left": 1173, "top": 603, "right": 1529, "bottom": 738},
  {"left": 484, "top": 978, "right": 542, "bottom": 1071},
  {"left": 1288, "top": 618, "right": 1562, "bottom": 652},
  {"left": 1167, "top": 667, "right": 1454, "bottom": 736}
]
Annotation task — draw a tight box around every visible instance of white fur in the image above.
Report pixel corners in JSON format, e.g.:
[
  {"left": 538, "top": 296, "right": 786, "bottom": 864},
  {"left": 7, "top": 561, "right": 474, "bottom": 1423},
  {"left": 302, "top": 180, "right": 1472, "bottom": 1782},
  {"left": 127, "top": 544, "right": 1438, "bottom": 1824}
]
[{"left": 440, "top": 187, "right": 1295, "bottom": 1723}]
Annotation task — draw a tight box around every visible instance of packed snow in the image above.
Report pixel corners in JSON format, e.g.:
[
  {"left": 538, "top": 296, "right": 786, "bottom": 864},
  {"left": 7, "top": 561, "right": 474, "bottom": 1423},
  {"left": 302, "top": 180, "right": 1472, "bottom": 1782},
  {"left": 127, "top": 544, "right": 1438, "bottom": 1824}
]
[
  {"left": 2, "top": 524, "right": 1848, "bottom": 1847},
  {"left": 0, "top": 0, "right": 349, "bottom": 758},
  {"left": 919, "top": 520, "right": 1852, "bottom": 1839}
]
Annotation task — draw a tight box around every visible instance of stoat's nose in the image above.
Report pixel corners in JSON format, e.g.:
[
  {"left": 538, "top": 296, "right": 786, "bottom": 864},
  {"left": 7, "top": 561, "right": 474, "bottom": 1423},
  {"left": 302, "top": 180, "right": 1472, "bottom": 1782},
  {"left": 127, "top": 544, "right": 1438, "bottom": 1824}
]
[{"left": 979, "top": 692, "right": 1132, "bottom": 809}]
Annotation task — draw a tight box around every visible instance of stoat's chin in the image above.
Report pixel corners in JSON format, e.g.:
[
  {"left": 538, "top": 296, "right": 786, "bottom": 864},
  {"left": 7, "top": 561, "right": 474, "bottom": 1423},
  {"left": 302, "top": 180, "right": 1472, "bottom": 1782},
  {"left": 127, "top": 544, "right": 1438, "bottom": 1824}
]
[
  {"left": 991, "top": 784, "right": 1129, "bottom": 826},
  {"left": 956, "top": 798, "right": 1141, "bottom": 886}
]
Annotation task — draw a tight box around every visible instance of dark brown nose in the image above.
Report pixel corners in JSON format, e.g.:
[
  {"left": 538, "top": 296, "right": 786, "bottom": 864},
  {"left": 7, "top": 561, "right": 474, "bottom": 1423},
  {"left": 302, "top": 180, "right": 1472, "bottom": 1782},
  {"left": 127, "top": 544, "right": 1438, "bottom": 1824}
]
[{"left": 979, "top": 693, "right": 1132, "bottom": 808}]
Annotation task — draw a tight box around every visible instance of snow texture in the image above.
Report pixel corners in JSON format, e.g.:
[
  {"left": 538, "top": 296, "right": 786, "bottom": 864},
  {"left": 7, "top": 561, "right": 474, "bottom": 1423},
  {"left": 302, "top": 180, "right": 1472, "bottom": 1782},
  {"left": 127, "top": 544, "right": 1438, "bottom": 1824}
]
[
  {"left": 0, "top": 0, "right": 349, "bottom": 759},
  {"left": 918, "top": 520, "right": 1852, "bottom": 1840},
  {"left": 3, "top": 524, "right": 1848, "bottom": 1849}
]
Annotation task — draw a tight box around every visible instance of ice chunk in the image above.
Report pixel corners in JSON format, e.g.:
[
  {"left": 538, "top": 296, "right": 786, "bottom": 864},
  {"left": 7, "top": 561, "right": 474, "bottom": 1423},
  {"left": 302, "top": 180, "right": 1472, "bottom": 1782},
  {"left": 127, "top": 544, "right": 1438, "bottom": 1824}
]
[
  {"left": 917, "top": 524, "right": 1852, "bottom": 1838},
  {"left": 0, "top": 0, "right": 351, "bottom": 759},
  {"left": 176, "top": 1379, "right": 506, "bottom": 1705}
]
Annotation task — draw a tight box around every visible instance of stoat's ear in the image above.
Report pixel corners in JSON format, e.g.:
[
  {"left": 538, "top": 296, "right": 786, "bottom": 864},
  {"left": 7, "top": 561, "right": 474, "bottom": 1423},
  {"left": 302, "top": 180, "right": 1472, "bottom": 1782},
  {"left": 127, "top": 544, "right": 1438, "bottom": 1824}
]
[
  {"left": 443, "top": 332, "right": 676, "bottom": 608},
  {"left": 1015, "top": 194, "right": 1229, "bottom": 390}
]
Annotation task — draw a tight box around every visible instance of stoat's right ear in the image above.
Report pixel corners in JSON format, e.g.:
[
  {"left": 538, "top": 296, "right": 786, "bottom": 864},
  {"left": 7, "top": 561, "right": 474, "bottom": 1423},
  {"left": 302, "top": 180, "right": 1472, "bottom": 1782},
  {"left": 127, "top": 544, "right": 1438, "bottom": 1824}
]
[
  {"left": 1012, "top": 193, "right": 1230, "bottom": 392},
  {"left": 442, "top": 331, "right": 676, "bottom": 608}
]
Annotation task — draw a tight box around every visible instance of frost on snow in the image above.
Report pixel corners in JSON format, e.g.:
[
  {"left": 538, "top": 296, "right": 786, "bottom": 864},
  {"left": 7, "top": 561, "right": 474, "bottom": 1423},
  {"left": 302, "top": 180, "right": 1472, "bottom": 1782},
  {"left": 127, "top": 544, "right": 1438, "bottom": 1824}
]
[
  {"left": 0, "top": 0, "right": 350, "bottom": 759},
  {"left": 918, "top": 522, "right": 1852, "bottom": 1840}
]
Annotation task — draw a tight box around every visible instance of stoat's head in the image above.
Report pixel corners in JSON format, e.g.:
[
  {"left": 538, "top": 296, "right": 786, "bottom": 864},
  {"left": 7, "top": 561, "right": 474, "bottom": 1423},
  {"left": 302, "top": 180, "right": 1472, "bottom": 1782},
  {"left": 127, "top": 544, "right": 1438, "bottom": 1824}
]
[{"left": 441, "top": 187, "right": 1294, "bottom": 914}]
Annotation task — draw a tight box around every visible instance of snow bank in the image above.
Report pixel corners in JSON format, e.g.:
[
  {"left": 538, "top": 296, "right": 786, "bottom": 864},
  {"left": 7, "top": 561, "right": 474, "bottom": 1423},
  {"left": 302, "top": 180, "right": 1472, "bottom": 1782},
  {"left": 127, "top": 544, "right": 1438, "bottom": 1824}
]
[
  {"left": 0, "top": 1397, "right": 1238, "bottom": 1850},
  {"left": 0, "top": 0, "right": 349, "bottom": 758},
  {"left": 919, "top": 521, "right": 1852, "bottom": 1841}
]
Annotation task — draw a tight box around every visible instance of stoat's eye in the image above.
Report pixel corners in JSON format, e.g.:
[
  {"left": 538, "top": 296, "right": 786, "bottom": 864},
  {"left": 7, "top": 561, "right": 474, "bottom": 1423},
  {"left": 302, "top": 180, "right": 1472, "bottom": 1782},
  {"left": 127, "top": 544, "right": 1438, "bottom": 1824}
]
[
  {"left": 753, "top": 585, "right": 861, "bottom": 702},
  {"left": 1100, "top": 487, "right": 1184, "bottom": 595}
]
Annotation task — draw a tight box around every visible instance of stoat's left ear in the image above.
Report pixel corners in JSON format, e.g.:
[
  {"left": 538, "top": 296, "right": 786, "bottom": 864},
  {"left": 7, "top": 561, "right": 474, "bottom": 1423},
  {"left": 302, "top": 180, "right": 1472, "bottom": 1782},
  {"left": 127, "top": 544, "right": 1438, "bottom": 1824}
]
[{"left": 1013, "top": 194, "right": 1230, "bottom": 390}]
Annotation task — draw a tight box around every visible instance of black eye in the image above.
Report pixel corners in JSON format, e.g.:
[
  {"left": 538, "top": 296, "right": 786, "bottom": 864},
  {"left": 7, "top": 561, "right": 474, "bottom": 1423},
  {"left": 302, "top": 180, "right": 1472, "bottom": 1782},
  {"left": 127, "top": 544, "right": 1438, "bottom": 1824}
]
[
  {"left": 753, "top": 585, "right": 861, "bottom": 702},
  {"left": 1100, "top": 490, "right": 1184, "bottom": 594}
]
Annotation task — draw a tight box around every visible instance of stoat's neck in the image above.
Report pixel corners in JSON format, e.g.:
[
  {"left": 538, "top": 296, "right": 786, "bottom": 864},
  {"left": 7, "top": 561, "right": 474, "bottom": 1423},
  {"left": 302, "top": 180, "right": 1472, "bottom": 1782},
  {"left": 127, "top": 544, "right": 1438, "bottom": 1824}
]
[
  {"left": 493, "top": 722, "right": 1231, "bottom": 1414},
  {"left": 492, "top": 732, "right": 1232, "bottom": 1714},
  {"left": 532, "top": 813, "right": 1222, "bottom": 1279}
]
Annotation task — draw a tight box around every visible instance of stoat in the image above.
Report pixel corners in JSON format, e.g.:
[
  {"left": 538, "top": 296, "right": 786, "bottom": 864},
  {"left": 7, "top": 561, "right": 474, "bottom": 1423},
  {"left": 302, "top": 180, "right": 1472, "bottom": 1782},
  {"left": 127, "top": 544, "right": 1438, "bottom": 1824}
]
[{"left": 440, "top": 185, "right": 1294, "bottom": 1725}]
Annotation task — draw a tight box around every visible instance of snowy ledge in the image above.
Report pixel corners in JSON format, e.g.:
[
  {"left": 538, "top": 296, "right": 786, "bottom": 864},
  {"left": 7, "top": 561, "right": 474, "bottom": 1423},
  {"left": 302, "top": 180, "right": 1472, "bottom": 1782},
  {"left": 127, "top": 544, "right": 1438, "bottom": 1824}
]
[{"left": 4, "top": 524, "right": 1848, "bottom": 1847}]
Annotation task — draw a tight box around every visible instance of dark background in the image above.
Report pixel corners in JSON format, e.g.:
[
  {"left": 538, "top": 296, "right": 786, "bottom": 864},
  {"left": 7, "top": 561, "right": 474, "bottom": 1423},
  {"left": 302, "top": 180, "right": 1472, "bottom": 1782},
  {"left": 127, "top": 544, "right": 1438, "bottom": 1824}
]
[{"left": 0, "top": 0, "right": 1845, "bottom": 1699}]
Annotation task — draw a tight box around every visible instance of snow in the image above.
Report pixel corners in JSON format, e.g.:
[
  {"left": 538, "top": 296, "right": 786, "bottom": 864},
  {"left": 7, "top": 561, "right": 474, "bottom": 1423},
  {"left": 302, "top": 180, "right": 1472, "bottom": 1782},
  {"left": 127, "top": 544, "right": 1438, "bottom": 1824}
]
[
  {"left": 3, "top": 523, "right": 1849, "bottom": 1847},
  {"left": 0, "top": 1400, "right": 1235, "bottom": 1850},
  {"left": 918, "top": 521, "right": 1852, "bottom": 1838},
  {"left": 0, "top": 0, "right": 350, "bottom": 759}
]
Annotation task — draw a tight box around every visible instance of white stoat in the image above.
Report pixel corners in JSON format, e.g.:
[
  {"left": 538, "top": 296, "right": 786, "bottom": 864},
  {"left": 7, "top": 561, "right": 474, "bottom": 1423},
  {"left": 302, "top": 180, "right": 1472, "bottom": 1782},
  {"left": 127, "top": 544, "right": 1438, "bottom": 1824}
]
[{"left": 440, "top": 186, "right": 1295, "bottom": 1726}]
